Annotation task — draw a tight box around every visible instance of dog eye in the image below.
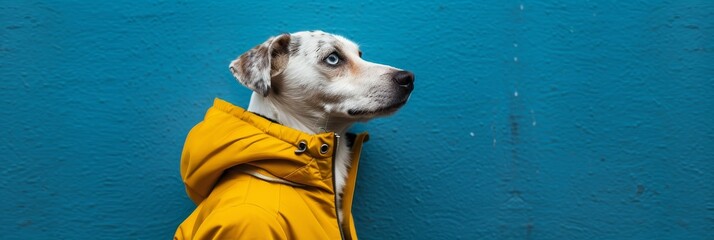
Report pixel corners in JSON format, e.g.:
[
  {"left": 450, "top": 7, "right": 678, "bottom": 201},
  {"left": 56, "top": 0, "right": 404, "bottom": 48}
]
[{"left": 324, "top": 53, "right": 340, "bottom": 65}]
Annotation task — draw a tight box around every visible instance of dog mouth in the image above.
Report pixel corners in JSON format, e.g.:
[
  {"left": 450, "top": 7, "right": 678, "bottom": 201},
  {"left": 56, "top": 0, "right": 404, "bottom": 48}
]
[{"left": 347, "top": 99, "right": 408, "bottom": 116}]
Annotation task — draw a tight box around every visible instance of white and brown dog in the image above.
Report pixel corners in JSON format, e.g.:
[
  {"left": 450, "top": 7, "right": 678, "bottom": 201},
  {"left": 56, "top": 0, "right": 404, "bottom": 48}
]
[{"left": 228, "top": 30, "right": 414, "bottom": 220}]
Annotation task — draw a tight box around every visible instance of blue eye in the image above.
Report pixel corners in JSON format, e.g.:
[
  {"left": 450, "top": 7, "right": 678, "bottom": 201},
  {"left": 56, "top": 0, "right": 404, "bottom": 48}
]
[{"left": 325, "top": 53, "right": 340, "bottom": 65}]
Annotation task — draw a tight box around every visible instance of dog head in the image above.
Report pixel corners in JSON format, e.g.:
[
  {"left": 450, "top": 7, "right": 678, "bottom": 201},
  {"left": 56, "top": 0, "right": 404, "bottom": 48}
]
[{"left": 229, "top": 30, "right": 414, "bottom": 123}]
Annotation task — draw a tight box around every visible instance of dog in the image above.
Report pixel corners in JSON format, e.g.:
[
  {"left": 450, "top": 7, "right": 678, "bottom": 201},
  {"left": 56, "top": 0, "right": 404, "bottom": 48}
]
[
  {"left": 175, "top": 30, "right": 413, "bottom": 239},
  {"left": 229, "top": 30, "right": 414, "bottom": 216}
]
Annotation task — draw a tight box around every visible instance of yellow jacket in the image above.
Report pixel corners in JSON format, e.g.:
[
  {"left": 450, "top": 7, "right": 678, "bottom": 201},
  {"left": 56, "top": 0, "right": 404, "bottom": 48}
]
[{"left": 174, "top": 98, "right": 368, "bottom": 240}]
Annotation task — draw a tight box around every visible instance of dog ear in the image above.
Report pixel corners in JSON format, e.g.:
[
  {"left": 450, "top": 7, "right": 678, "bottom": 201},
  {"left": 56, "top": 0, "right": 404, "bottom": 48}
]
[{"left": 229, "top": 34, "right": 291, "bottom": 97}]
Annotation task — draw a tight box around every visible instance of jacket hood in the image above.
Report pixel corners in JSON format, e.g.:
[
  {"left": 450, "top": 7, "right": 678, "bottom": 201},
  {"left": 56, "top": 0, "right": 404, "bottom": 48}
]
[{"left": 180, "top": 98, "right": 368, "bottom": 205}]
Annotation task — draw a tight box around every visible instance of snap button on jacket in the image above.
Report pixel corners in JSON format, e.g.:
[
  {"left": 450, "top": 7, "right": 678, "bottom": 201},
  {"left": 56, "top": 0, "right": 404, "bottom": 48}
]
[{"left": 174, "top": 98, "right": 368, "bottom": 240}]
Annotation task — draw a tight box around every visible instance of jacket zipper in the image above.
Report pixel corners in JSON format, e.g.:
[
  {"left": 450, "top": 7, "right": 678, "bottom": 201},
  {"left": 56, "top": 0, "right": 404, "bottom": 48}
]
[{"left": 332, "top": 132, "right": 345, "bottom": 240}]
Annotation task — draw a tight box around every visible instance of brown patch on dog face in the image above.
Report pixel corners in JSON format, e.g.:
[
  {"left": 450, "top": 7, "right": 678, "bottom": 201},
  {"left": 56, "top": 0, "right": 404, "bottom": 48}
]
[
  {"left": 269, "top": 74, "right": 284, "bottom": 95},
  {"left": 347, "top": 57, "right": 360, "bottom": 76},
  {"left": 307, "top": 90, "right": 342, "bottom": 109},
  {"left": 318, "top": 57, "right": 348, "bottom": 80},
  {"left": 313, "top": 40, "right": 358, "bottom": 80}
]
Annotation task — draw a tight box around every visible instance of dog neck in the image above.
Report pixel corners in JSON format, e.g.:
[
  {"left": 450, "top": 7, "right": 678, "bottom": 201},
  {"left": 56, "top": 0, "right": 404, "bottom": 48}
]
[
  {"left": 247, "top": 92, "right": 354, "bottom": 222},
  {"left": 247, "top": 93, "right": 353, "bottom": 136}
]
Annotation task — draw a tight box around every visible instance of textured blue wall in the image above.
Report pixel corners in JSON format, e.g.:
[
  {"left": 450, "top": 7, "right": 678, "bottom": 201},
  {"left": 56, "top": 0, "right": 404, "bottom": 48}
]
[{"left": 1, "top": 1, "right": 712, "bottom": 239}]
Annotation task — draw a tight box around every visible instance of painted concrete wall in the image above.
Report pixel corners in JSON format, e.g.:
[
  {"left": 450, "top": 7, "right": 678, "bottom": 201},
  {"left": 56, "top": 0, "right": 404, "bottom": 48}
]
[{"left": 1, "top": 1, "right": 712, "bottom": 239}]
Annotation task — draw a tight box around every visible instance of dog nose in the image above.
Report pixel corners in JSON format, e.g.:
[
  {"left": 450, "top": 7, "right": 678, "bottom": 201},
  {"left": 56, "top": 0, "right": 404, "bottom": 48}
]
[{"left": 392, "top": 70, "right": 415, "bottom": 88}]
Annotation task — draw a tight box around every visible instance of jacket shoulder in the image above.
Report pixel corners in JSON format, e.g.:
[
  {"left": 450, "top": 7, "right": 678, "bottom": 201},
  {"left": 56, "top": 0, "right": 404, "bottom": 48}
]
[{"left": 192, "top": 204, "right": 287, "bottom": 239}]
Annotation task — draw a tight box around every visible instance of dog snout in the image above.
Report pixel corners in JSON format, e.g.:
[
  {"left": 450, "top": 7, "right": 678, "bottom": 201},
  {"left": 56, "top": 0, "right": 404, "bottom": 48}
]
[{"left": 392, "top": 70, "right": 415, "bottom": 91}]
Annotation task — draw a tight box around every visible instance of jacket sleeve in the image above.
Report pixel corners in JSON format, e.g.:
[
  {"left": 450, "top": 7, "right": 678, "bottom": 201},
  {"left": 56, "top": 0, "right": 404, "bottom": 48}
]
[{"left": 191, "top": 205, "right": 287, "bottom": 240}]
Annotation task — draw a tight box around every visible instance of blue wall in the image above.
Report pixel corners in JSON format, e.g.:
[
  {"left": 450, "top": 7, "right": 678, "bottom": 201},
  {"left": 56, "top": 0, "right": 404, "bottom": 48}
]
[{"left": 1, "top": 1, "right": 712, "bottom": 239}]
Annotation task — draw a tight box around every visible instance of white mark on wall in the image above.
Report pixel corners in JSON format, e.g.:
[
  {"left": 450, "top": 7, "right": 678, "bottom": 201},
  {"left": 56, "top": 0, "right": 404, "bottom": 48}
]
[
  {"left": 491, "top": 124, "right": 497, "bottom": 147},
  {"left": 514, "top": 56, "right": 518, "bottom": 62},
  {"left": 530, "top": 109, "right": 537, "bottom": 126},
  {"left": 513, "top": 43, "right": 518, "bottom": 48},
  {"left": 470, "top": 132, "right": 475, "bottom": 137},
  {"left": 520, "top": 4, "right": 524, "bottom": 10},
  {"left": 514, "top": 90, "right": 519, "bottom": 97}
]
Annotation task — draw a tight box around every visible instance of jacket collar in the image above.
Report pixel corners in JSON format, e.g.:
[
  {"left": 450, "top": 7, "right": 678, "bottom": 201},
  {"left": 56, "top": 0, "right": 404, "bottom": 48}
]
[{"left": 182, "top": 98, "right": 368, "bottom": 202}]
